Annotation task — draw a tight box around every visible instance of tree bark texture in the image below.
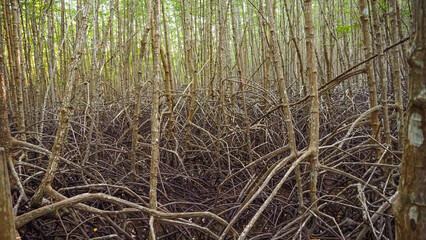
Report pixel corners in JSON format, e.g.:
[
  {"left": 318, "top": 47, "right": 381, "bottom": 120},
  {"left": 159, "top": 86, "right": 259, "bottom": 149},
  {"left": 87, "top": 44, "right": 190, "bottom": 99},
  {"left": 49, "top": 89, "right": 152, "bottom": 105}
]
[
  {"left": 0, "top": 13, "right": 16, "bottom": 239},
  {"left": 394, "top": 0, "right": 426, "bottom": 238}
]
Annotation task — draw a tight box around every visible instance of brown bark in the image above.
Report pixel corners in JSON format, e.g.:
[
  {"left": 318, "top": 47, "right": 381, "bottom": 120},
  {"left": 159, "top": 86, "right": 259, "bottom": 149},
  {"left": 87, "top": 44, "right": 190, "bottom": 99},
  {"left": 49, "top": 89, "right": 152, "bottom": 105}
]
[
  {"left": 217, "top": 0, "right": 228, "bottom": 129},
  {"left": 5, "top": 0, "right": 27, "bottom": 146},
  {"left": 161, "top": 1, "right": 175, "bottom": 140},
  {"left": 0, "top": 13, "right": 16, "bottom": 239},
  {"left": 231, "top": 0, "right": 252, "bottom": 161},
  {"left": 394, "top": 0, "right": 426, "bottom": 238},
  {"left": 359, "top": 0, "right": 381, "bottom": 144},
  {"left": 30, "top": 3, "right": 91, "bottom": 208},
  {"left": 148, "top": 0, "right": 161, "bottom": 238},
  {"left": 183, "top": 0, "right": 198, "bottom": 155},
  {"left": 304, "top": 0, "right": 319, "bottom": 213},
  {"left": 266, "top": 0, "right": 304, "bottom": 219},
  {"left": 130, "top": 0, "right": 151, "bottom": 175},
  {"left": 283, "top": 0, "right": 306, "bottom": 98},
  {"left": 390, "top": 0, "right": 404, "bottom": 149},
  {"left": 371, "top": 0, "right": 391, "bottom": 147},
  {"left": 265, "top": 0, "right": 296, "bottom": 154}
]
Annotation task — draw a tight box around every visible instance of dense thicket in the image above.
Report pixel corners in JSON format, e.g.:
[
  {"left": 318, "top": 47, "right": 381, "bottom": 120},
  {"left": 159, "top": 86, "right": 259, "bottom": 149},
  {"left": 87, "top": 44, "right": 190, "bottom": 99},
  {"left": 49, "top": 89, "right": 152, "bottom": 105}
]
[{"left": 0, "top": 0, "right": 424, "bottom": 239}]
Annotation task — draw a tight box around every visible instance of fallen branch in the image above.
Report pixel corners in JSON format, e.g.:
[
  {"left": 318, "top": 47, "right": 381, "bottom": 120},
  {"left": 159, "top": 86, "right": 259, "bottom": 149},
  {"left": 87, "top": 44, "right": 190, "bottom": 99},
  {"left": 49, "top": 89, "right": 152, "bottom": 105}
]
[{"left": 15, "top": 192, "right": 234, "bottom": 236}]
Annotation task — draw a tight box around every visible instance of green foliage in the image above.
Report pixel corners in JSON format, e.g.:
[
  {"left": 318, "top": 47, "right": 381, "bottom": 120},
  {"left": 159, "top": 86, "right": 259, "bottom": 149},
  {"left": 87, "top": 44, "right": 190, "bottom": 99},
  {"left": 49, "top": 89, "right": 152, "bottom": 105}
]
[{"left": 335, "top": 23, "right": 359, "bottom": 38}]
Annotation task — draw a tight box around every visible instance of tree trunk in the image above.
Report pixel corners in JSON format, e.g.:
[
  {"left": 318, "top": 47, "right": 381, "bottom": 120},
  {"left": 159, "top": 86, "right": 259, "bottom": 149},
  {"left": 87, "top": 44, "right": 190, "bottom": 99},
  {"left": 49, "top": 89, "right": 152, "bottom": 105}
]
[
  {"left": 183, "top": 0, "right": 198, "bottom": 156},
  {"left": 304, "top": 0, "right": 319, "bottom": 213},
  {"left": 359, "top": 0, "right": 381, "bottom": 145},
  {"left": 30, "top": 3, "right": 91, "bottom": 208},
  {"left": 371, "top": 0, "right": 391, "bottom": 147},
  {"left": 394, "top": 0, "right": 426, "bottom": 238},
  {"left": 148, "top": 0, "right": 161, "bottom": 238},
  {"left": 265, "top": 0, "right": 297, "bottom": 154},
  {"left": 130, "top": 0, "right": 151, "bottom": 175},
  {"left": 0, "top": 13, "right": 16, "bottom": 239},
  {"left": 231, "top": 0, "right": 252, "bottom": 161},
  {"left": 6, "top": 0, "right": 27, "bottom": 149},
  {"left": 389, "top": 0, "right": 404, "bottom": 149}
]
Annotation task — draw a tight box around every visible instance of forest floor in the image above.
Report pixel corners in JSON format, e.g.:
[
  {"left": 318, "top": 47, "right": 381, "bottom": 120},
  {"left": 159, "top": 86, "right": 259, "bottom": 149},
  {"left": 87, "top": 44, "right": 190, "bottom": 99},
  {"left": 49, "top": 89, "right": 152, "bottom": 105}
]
[{"left": 14, "top": 87, "right": 400, "bottom": 239}]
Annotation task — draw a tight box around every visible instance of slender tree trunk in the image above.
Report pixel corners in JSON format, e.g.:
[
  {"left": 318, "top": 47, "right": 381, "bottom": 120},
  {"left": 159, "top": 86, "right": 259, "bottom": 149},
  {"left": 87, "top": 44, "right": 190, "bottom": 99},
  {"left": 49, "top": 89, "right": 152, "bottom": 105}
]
[
  {"left": 259, "top": 1, "right": 270, "bottom": 106},
  {"left": 322, "top": 17, "right": 334, "bottom": 119},
  {"left": 7, "top": 0, "right": 27, "bottom": 148},
  {"left": 231, "top": 0, "right": 252, "bottom": 161},
  {"left": 394, "top": 0, "right": 426, "bottom": 238},
  {"left": 265, "top": 0, "right": 296, "bottom": 153},
  {"left": 0, "top": 14, "right": 16, "bottom": 239},
  {"left": 304, "top": 0, "right": 319, "bottom": 214},
  {"left": 161, "top": 1, "right": 175, "bottom": 141},
  {"left": 30, "top": 3, "right": 91, "bottom": 208},
  {"left": 217, "top": 0, "right": 228, "bottom": 129},
  {"left": 207, "top": 0, "right": 214, "bottom": 99},
  {"left": 359, "top": 0, "right": 381, "bottom": 144},
  {"left": 390, "top": 0, "right": 404, "bottom": 149},
  {"left": 183, "top": 0, "right": 198, "bottom": 157},
  {"left": 130, "top": 0, "right": 151, "bottom": 175},
  {"left": 31, "top": 5, "right": 46, "bottom": 142},
  {"left": 148, "top": 0, "right": 161, "bottom": 238},
  {"left": 283, "top": 0, "right": 305, "bottom": 98},
  {"left": 371, "top": 0, "right": 391, "bottom": 147}
]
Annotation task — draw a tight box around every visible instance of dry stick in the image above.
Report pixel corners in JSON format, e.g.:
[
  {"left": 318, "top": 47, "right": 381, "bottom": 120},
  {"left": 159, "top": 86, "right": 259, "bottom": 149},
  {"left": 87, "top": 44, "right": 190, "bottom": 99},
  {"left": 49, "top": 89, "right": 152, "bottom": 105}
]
[
  {"left": 137, "top": 141, "right": 187, "bottom": 175},
  {"left": 15, "top": 192, "right": 234, "bottom": 230},
  {"left": 250, "top": 36, "right": 409, "bottom": 127},
  {"left": 104, "top": 216, "right": 134, "bottom": 240},
  {"left": 315, "top": 210, "right": 345, "bottom": 239},
  {"left": 292, "top": 213, "right": 312, "bottom": 240},
  {"left": 272, "top": 214, "right": 313, "bottom": 240},
  {"left": 65, "top": 214, "right": 94, "bottom": 239},
  {"left": 7, "top": 156, "right": 28, "bottom": 215},
  {"left": 218, "top": 152, "right": 302, "bottom": 239},
  {"left": 90, "top": 234, "right": 118, "bottom": 240},
  {"left": 362, "top": 147, "right": 390, "bottom": 193},
  {"left": 237, "top": 151, "right": 311, "bottom": 240},
  {"left": 219, "top": 144, "right": 290, "bottom": 188},
  {"left": 272, "top": 188, "right": 356, "bottom": 240},
  {"left": 321, "top": 104, "right": 398, "bottom": 149},
  {"left": 10, "top": 138, "right": 98, "bottom": 181},
  {"left": 338, "top": 105, "right": 382, "bottom": 149},
  {"left": 353, "top": 192, "right": 398, "bottom": 240},
  {"left": 160, "top": 219, "right": 220, "bottom": 239},
  {"left": 251, "top": 69, "right": 365, "bottom": 126},
  {"left": 319, "top": 165, "right": 389, "bottom": 201},
  {"left": 366, "top": 135, "right": 402, "bottom": 161},
  {"left": 273, "top": 185, "right": 360, "bottom": 239},
  {"left": 356, "top": 183, "right": 378, "bottom": 239},
  {"left": 58, "top": 183, "right": 148, "bottom": 206}
]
